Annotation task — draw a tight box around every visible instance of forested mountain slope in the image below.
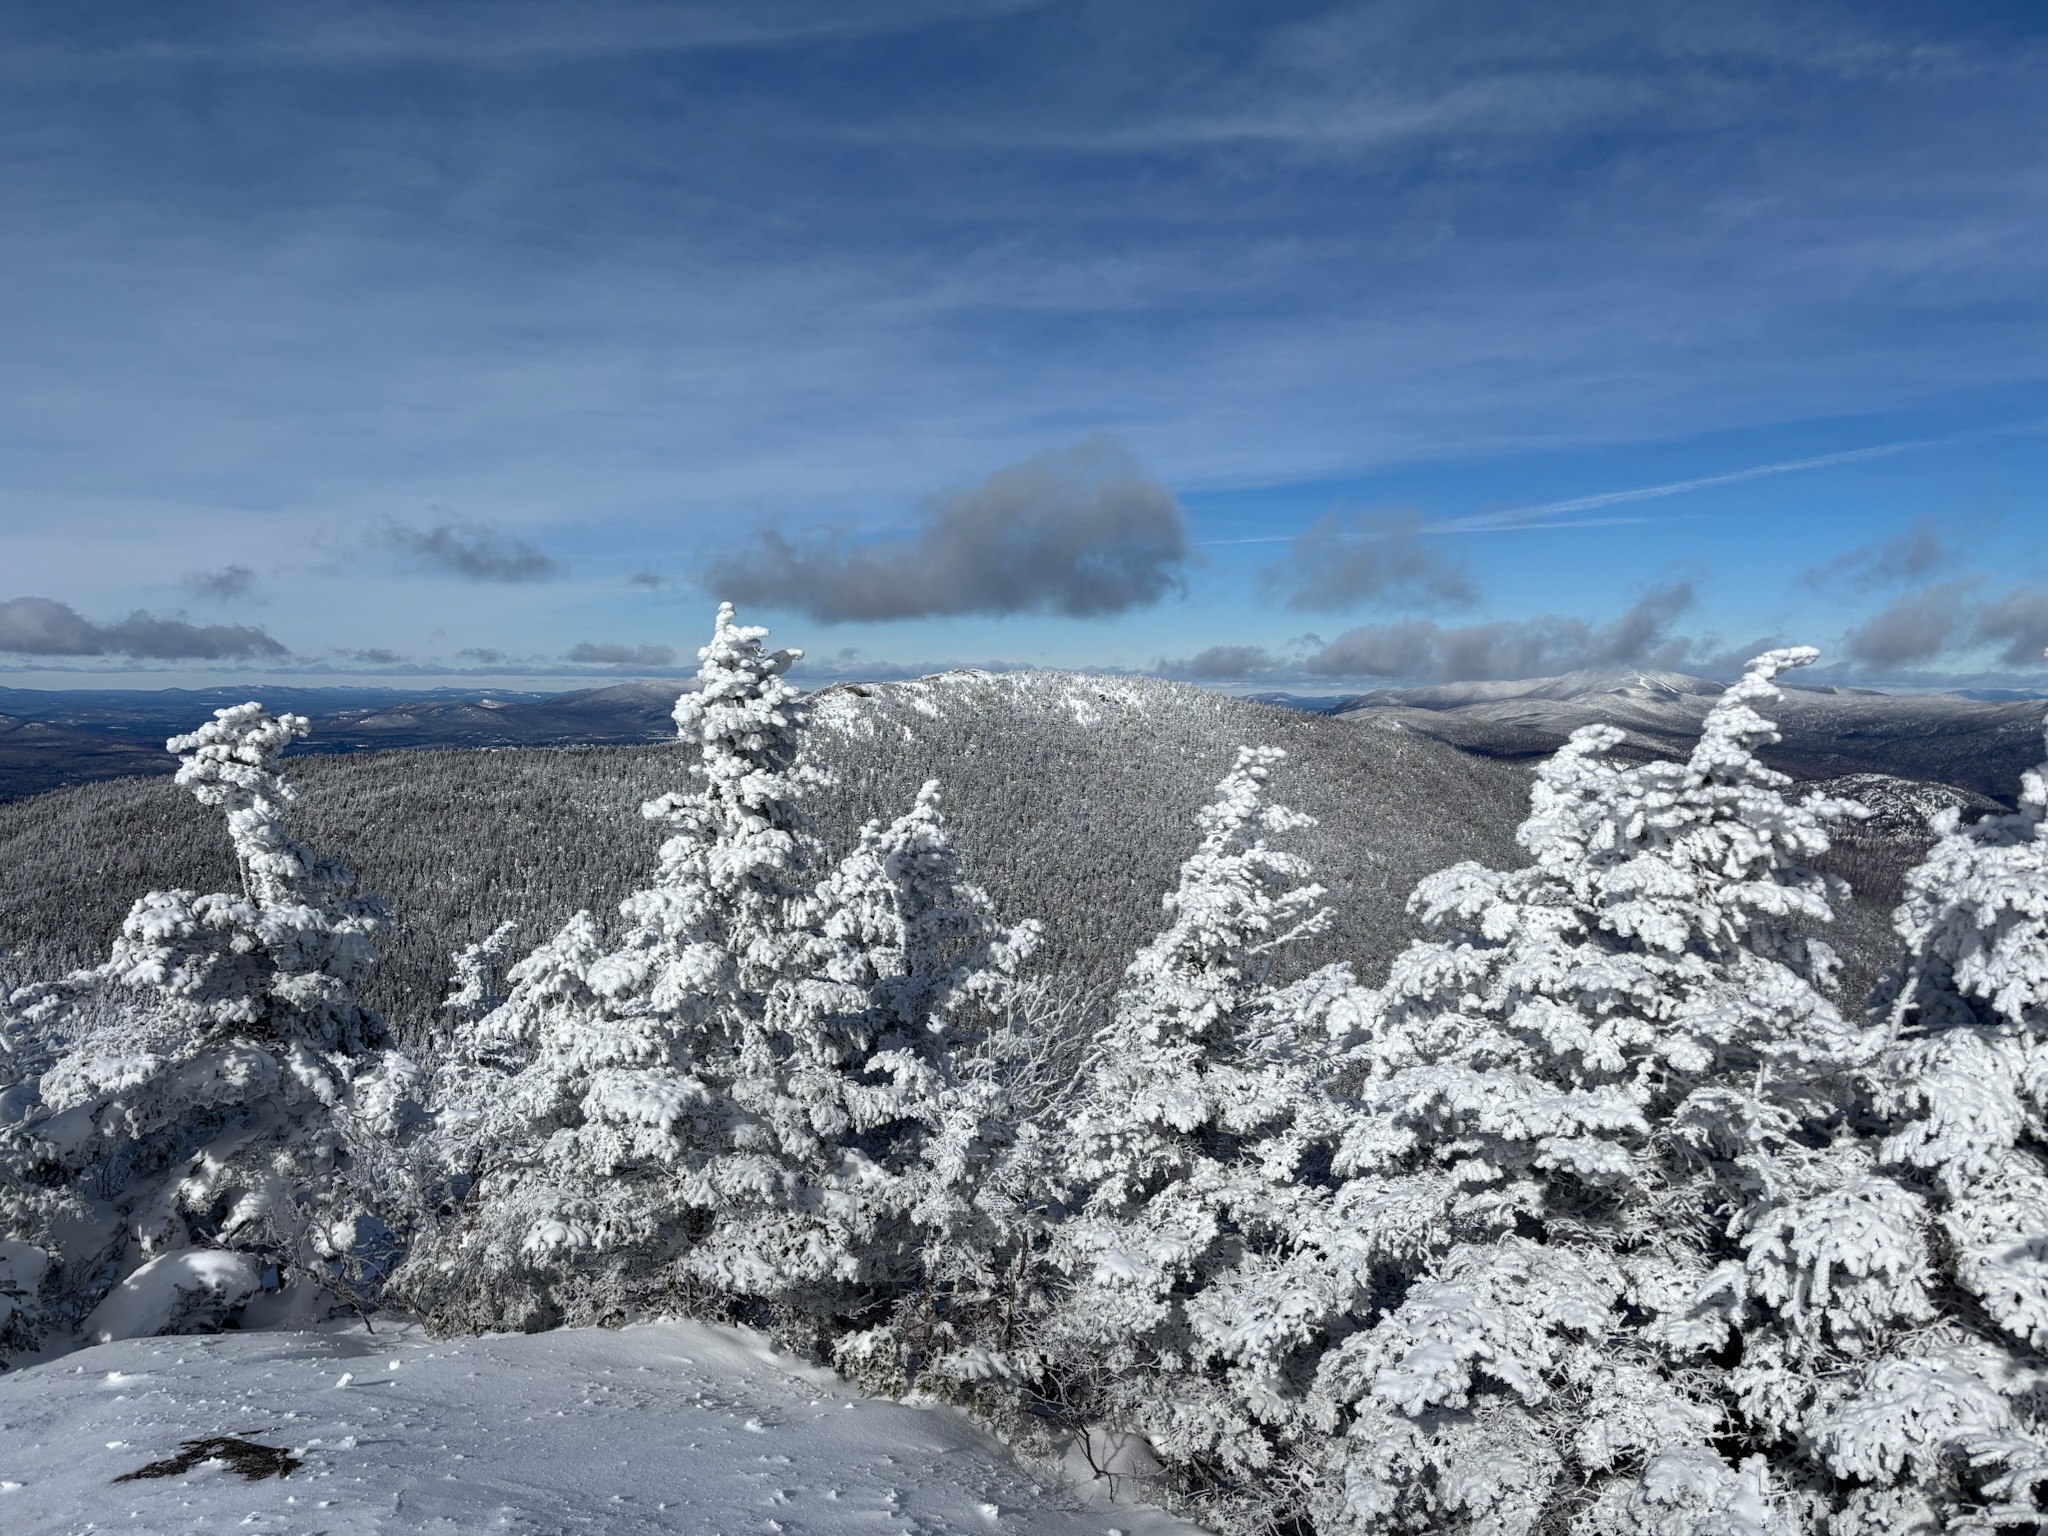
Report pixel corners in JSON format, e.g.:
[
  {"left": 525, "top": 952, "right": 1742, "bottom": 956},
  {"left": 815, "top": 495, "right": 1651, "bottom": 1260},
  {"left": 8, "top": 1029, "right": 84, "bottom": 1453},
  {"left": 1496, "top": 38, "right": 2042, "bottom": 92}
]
[
  {"left": 0, "top": 674, "right": 1531, "bottom": 1045},
  {"left": 0, "top": 712, "right": 166, "bottom": 802},
  {"left": 0, "top": 670, "right": 1985, "bottom": 1044}
]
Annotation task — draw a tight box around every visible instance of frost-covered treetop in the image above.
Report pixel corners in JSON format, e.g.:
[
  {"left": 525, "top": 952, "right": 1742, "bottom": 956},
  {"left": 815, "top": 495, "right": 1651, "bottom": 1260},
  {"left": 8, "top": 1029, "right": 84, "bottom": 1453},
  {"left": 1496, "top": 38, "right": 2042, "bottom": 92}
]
[
  {"left": 169, "top": 701, "right": 308, "bottom": 810},
  {"left": 1661, "top": 645, "right": 1856, "bottom": 960},
  {"left": 630, "top": 603, "right": 824, "bottom": 962},
  {"left": 671, "top": 600, "right": 809, "bottom": 794},
  {"left": 1687, "top": 644, "right": 1819, "bottom": 778},
  {"left": 167, "top": 703, "right": 313, "bottom": 903},
  {"left": 817, "top": 778, "right": 1039, "bottom": 1039},
  {"left": 94, "top": 702, "right": 385, "bottom": 1051},
  {"left": 1353, "top": 644, "right": 1863, "bottom": 1223},
  {"left": 1499, "top": 646, "right": 1854, "bottom": 976},
  {"left": 1623, "top": 645, "right": 1845, "bottom": 892},
  {"left": 1113, "top": 744, "right": 1330, "bottom": 1052},
  {"left": 1877, "top": 655, "right": 2048, "bottom": 1040}
]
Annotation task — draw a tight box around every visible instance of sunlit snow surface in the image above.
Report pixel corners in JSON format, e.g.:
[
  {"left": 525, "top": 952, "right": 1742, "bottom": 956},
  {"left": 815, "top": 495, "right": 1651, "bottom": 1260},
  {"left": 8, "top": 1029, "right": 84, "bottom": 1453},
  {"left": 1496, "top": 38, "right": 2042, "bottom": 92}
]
[{"left": 0, "top": 1321, "right": 1191, "bottom": 1536}]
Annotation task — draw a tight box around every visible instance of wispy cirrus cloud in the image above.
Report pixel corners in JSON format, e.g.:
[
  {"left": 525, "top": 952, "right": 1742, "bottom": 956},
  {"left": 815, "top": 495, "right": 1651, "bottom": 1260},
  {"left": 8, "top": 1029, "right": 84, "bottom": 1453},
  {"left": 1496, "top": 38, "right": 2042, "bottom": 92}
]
[
  {"left": 0, "top": 1, "right": 1049, "bottom": 73},
  {"left": 181, "top": 563, "right": 260, "bottom": 603},
  {"left": 1437, "top": 439, "right": 1984, "bottom": 535},
  {"left": 380, "top": 521, "right": 561, "bottom": 583}
]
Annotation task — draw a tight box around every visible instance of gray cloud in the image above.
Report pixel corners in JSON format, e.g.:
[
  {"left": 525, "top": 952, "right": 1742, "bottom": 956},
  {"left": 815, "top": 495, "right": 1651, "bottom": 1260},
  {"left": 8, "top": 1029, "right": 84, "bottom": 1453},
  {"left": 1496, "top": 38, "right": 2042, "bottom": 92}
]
[
  {"left": 382, "top": 521, "right": 561, "bottom": 583},
  {"left": 627, "top": 570, "right": 666, "bottom": 589},
  {"left": 182, "top": 563, "right": 259, "bottom": 603},
  {"left": 1803, "top": 518, "right": 1961, "bottom": 592},
  {"left": 1975, "top": 585, "right": 2048, "bottom": 668},
  {"left": 98, "top": 611, "right": 289, "bottom": 660},
  {"left": 0, "top": 596, "right": 286, "bottom": 659},
  {"left": 704, "top": 438, "right": 1190, "bottom": 623},
  {"left": 0, "top": 596, "right": 98, "bottom": 654},
  {"left": 348, "top": 647, "right": 404, "bottom": 665},
  {"left": 1304, "top": 582, "right": 1696, "bottom": 682},
  {"left": 1843, "top": 581, "right": 1975, "bottom": 667},
  {"left": 1161, "top": 644, "right": 1276, "bottom": 680},
  {"left": 459, "top": 646, "right": 505, "bottom": 664},
  {"left": 568, "top": 641, "right": 676, "bottom": 667},
  {"left": 1259, "top": 509, "right": 1475, "bottom": 612}
]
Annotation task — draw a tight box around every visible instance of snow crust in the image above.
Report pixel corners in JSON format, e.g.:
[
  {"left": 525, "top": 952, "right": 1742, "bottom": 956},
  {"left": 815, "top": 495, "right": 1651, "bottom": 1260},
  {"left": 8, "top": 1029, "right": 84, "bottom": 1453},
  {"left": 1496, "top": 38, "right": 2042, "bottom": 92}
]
[{"left": 0, "top": 1319, "right": 1196, "bottom": 1536}]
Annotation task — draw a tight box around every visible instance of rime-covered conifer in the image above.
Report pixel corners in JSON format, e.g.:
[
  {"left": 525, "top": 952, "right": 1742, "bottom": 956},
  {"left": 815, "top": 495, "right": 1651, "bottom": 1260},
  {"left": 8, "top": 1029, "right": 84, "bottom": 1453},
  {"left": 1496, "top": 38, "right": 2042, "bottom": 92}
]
[
  {"left": 1841, "top": 672, "right": 2048, "bottom": 1528},
  {"left": 872, "top": 973, "right": 1083, "bottom": 1397},
  {"left": 817, "top": 783, "right": 1051, "bottom": 1387},
  {"left": 1299, "top": 651, "right": 1915, "bottom": 1534},
  {"left": 1051, "top": 746, "right": 1362, "bottom": 1523},
  {"left": 441, "top": 920, "right": 520, "bottom": 1034},
  {"left": 412, "top": 610, "right": 1051, "bottom": 1337},
  {"left": 405, "top": 605, "right": 821, "bottom": 1329},
  {"left": 0, "top": 705, "right": 400, "bottom": 1355},
  {"left": 691, "top": 781, "right": 1024, "bottom": 1301}
]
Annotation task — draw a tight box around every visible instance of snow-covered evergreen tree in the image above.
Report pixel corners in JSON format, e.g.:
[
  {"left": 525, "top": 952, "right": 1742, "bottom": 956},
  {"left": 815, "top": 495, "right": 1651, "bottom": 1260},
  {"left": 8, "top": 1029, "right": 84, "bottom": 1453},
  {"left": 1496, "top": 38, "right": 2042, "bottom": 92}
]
[
  {"left": 403, "top": 605, "right": 821, "bottom": 1329},
  {"left": 0, "top": 705, "right": 403, "bottom": 1357},
  {"left": 1048, "top": 746, "right": 1365, "bottom": 1525},
  {"left": 409, "top": 607, "right": 1038, "bottom": 1343},
  {"left": 870, "top": 972, "right": 1084, "bottom": 1395},
  {"left": 408, "top": 606, "right": 1055, "bottom": 1342},
  {"left": 441, "top": 920, "right": 520, "bottom": 1035},
  {"left": 694, "top": 777, "right": 1041, "bottom": 1321},
  {"left": 810, "top": 781, "right": 1059, "bottom": 1390},
  {"left": 1841, "top": 666, "right": 2048, "bottom": 1530},
  {"left": 1297, "top": 649, "right": 1922, "bottom": 1534},
  {"left": 0, "top": 983, "right": 70, "bottom": 1365}
]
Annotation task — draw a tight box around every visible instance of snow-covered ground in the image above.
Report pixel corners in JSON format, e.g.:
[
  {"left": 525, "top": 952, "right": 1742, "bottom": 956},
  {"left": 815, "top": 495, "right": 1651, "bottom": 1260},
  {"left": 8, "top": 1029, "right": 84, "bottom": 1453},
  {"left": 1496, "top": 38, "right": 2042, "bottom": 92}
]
[{"left": 0, "top": 1321, "right": 1196, "bottom": 1536}]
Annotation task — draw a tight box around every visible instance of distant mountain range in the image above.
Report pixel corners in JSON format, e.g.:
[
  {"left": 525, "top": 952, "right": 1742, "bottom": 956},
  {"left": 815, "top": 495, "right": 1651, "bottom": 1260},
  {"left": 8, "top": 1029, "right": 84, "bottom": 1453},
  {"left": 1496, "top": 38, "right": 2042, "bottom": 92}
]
[
  {"left": 0, "top": 682, "right": 687, "bottom": 802},
  {"left": 3, "top": 667, "right": 2044, "bottom": 806},
  {"left": 1256, "top": 668, "right": 2048, "bottom": 802}
]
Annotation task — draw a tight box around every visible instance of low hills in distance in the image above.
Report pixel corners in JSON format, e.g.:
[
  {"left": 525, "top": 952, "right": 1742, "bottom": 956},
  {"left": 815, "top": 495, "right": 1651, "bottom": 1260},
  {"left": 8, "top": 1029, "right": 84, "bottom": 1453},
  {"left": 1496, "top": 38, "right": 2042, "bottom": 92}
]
[
  {"left": 1254, "top": 667, "right": 2048, "bottom": 800},
  {"left": 0, "top": 681, "right": 681, "bottom": 802},
  {"left": 5, "top": 667, "right": 2046, "bottom": 806}
]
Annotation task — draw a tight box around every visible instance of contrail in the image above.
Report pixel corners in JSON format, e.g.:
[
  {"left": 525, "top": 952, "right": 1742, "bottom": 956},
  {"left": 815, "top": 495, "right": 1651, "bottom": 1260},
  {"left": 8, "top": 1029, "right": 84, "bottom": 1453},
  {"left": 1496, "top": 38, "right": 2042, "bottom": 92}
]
[
  {"left": 1432, "top": 436, "right": 1954, "bottom": 532},
  {"left": 1201, "top": 422, "right": 2042, "bottom": 546},
  {"left": 1202, "top": 514, "right": 1669, "bottom": 546}
]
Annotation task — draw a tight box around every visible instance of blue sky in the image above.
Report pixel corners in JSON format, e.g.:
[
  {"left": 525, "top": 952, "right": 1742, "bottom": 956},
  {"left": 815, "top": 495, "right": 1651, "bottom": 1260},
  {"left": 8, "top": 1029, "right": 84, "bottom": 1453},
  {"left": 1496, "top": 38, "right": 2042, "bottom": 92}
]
[{"left": 3, "top": 1, "right": 2047, "bottom": 690}]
